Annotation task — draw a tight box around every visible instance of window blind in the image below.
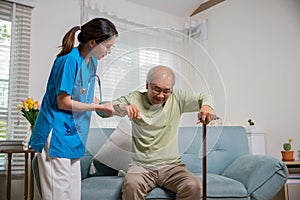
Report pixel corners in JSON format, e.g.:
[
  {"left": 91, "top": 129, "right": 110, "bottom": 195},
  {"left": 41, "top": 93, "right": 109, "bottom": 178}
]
[
  {"left": 0, "top": 0, "right": 32, "bottom": 172},
  {"left": 88, "top": 23, "right": 178, "bottom": 127}
]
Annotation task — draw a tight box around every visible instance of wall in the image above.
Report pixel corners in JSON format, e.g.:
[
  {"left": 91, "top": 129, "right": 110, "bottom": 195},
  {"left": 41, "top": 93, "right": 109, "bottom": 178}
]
[
  {"left": 29, "top": 0, "right": 300, "bottom": 160},
  {"left": 192, "top": 0, "right": 300, "bottom": 159},
  {"left": 29, "top": 0, "right": 80, "bottom": 101}
]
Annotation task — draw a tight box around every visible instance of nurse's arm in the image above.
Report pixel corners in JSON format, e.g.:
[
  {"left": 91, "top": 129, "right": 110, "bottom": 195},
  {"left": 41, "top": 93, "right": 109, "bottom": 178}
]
[
  {"left": 57, "top": 92, "right": 114, "bottom": 115},
  {"left": 95, "top": 103, "right": 140, "bottom": 120}
]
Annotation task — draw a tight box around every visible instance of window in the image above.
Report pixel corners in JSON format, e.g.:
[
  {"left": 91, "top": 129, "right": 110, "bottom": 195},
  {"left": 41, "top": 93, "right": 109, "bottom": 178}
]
[
  {"left": 90, "top": 26, "right": 179, "bottom": 128},
  {"left": 0, "top": 0, "right": 33, "bottom": 172},
  {"left": 85, "top": 6, "right": 214, "bottom": 128},
  {"left": 0, "top": 16, "right": 11, "bottom": 137}
]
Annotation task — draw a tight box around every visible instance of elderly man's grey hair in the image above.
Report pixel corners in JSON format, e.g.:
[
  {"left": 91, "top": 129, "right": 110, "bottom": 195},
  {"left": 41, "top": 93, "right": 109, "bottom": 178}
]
[{"left": 146, "top": 65, "right": 175, "bottom": 86}]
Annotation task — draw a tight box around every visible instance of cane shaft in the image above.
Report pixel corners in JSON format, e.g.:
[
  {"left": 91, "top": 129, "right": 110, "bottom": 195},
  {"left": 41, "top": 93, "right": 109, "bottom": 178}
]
[{"left": 202, "top": 123, "right": 207, "bottom": 200}]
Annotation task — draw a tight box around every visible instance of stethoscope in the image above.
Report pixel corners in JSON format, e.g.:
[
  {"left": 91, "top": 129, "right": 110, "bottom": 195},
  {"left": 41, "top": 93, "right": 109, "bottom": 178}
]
[{"left": 79, "top": 57, "right": 102, "bottom": 103}]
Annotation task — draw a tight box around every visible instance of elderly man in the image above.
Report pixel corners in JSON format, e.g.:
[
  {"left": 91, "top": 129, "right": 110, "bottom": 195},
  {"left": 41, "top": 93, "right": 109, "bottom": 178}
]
[{"left": 112, "top": 65, "right": 215, "bottom": 200}]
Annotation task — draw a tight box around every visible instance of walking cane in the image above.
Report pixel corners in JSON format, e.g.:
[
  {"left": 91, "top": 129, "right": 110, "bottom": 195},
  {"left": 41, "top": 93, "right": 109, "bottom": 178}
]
[{"left": 202, "top": 122, "right": 207, "bottom": 200}]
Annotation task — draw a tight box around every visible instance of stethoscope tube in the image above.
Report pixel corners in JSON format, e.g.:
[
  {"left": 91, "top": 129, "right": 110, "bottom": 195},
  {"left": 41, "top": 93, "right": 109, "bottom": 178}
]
[
  {"left": 88, "top": 74, "right": 102, "bottom": 103},
  {"left": 79, "top": 58, "right": 102, "bottom": 103}
]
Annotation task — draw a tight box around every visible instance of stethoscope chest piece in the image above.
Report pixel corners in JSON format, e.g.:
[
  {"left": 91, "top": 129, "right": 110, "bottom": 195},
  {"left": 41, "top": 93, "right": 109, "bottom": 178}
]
[
  {"left": 80, "top": 88, "right": 87, "bottom": 95},
  {"left": 79, "top": 57, "right": 102, "bottom": 102}
]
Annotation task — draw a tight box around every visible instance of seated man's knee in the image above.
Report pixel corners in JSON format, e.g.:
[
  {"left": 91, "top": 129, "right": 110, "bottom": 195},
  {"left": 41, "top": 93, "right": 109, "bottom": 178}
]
[
  {"left": 188, "top": 178, "right": 201, "bottom": 192},
  {"left": 122, "top": 173, "right": 146, "bottom": 192},
  {"left": 179, "top": 176, "right": 201, "bottom": 198},
  {"left": 187, "top": 177, "right": 201, "bottom": 197}
]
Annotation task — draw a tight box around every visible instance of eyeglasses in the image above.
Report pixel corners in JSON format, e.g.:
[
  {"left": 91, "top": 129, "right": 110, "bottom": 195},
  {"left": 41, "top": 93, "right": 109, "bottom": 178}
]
[
  {"left": 149, "top": 83, "right": 172, "bottom": 95},
  {"left": 100, "top": 43, "right": 115, "bottom": 54}
]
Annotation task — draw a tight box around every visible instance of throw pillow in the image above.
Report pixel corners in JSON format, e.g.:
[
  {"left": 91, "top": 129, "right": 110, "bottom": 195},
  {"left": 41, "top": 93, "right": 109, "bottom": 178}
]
[{"left": 93, "top": 119, "right": 132, "bottom": 172}]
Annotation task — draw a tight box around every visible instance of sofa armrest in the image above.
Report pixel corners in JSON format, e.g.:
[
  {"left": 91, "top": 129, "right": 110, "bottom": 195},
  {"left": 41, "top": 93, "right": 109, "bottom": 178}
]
[{"left": 222, "top": 155, "right": 288, "bottom": 199}]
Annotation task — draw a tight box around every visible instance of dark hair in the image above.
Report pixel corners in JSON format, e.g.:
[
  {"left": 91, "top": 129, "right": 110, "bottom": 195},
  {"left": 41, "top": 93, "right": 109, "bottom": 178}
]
[{"left": 57, "top": 18, "right": 118, "bottom": 57}]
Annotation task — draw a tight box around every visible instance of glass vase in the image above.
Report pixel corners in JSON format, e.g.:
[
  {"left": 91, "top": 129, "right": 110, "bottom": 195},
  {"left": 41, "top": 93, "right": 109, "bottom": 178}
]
[{"left": 22, "top": 126, "right": 33, "bottom": 150}]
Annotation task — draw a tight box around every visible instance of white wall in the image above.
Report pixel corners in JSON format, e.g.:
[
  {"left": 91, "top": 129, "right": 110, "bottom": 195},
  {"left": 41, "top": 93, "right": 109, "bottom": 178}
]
[
  {"left": 192, "top": 0, "right": 300, "bottom": 159},
  {"left": 30, "top": 0, "right": 300, "bottom": 159},
  {"left": 30, "top": 0, "right": 80, "bottom": 100}
]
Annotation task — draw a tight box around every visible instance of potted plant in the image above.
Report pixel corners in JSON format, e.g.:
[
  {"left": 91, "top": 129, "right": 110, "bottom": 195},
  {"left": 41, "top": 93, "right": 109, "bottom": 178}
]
[
  {"left": 16, "top": 97, "right": 40, "bottom": 150},
  {"left": 248, "top": 119, "right": 255, "bottom": 133},
  {"left": 281, "top": 138, "right": 295, "bottom": 161}
]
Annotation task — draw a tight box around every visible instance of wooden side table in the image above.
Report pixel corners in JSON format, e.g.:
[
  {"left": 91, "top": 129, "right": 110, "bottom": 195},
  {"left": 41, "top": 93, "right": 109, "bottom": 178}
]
[
  {"left": 285, "top": 160, "right": 300, "bottom": 168},
  {"left": 0, "top": 149, "right": 36, "bottom": 200},
  {"left": 284, "top": 161, "right": 300, "bottom": 200}
]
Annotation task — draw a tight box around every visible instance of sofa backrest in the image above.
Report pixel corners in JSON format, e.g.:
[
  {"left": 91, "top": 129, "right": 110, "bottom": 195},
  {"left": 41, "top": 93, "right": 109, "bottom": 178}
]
[
  {"left": 179, "top": 126, "right": 250, "bottom": 174},
  {"left": 81, "top": 126, "right": 250, "bottom": 179}
]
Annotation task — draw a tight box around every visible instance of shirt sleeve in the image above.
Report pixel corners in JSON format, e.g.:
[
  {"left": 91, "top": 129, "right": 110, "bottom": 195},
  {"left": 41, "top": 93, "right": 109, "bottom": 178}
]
[
  {"left": 55, "top": 56, "right": 78, "bottom": 96},
  {"left": 113, "top": 94, "right": 132, "bottom": 105},
  {"left": 173, "top": 89, "right": 214, "bottom": 113}
]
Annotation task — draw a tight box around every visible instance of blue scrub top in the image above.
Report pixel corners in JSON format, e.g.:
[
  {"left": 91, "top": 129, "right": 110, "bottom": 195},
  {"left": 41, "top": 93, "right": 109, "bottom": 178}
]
[{"left": 29, "top": 47, "right": 98, "bottom": 159}]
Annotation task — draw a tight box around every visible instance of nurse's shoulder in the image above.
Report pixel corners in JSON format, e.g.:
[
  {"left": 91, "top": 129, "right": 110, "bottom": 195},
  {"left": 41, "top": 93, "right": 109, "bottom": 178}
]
[{"left": 52, "top": 47, "right": 82, "bottom": 70}]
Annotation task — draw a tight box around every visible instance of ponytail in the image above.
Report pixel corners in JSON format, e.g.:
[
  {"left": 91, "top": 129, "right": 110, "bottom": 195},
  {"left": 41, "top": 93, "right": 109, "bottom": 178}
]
[{"left": 57, "top": 26, "right": 80, "bottom": 57}]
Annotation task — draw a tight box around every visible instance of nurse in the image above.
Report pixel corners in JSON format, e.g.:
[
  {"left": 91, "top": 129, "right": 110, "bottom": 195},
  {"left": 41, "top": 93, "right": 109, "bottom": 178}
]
[{"left": 29, "top": 18, "right": 131, "bottom": 200}]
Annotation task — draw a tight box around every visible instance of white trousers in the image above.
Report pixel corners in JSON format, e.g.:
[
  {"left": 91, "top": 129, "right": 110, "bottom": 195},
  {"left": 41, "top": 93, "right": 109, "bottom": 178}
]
[{"left": 37, "top": 132, "right": 81, "bottom": 200}]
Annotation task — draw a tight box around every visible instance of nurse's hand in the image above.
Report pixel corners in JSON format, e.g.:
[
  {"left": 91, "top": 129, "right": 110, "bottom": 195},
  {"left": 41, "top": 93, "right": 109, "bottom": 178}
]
[
  {"left": 95, "top": 103, "right": 114, "bottom": 116},
  {"left": 94, "top": 96, "right": 100, "bottom": 104}
]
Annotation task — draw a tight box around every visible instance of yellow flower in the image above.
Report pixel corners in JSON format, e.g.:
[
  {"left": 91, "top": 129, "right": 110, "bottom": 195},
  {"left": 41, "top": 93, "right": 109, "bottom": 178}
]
[
  {"left": 17, "top": 97, "right": 40, "bottom": 127},
  {"left": 26, "top": 98, "right": 33, "bottom": 105},
  {"left": 23, "top": 102, "right": 28, "bottom": 108},
  {"left": 28, "top": 104, "right": 33, "bottom": 109},
  {"left": 288, "top": 138, "right": 293, "bottom": 143}
]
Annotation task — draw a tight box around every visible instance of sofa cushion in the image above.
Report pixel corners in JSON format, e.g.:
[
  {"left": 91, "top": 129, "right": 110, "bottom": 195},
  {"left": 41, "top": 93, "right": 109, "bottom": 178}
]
[
  {"left": 93, "top": 119, "right": 132, "bottom": 172},
  {"left": 204, "top": 173, "right": 248, "bottom": 198},
  {"left": 81, "top": 143, "right": 119, "bottom": 179},
  {"left": 81, "top": 128, "right": 117, "bottom": 178},
  {"left": 81, "top": 173, "right": 249, "bottom": 200},
  {"left": 81, "top": 176, "right": 123, "bottom": 200},
  {"left": 146, "top": 187, "right": 176, "bottom": 199}
]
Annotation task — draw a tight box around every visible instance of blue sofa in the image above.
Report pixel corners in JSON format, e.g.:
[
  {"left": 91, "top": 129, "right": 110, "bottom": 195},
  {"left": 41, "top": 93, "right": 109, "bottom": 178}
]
[{"left": 33, "top": 126, "right": 288, "bottom": 200}]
